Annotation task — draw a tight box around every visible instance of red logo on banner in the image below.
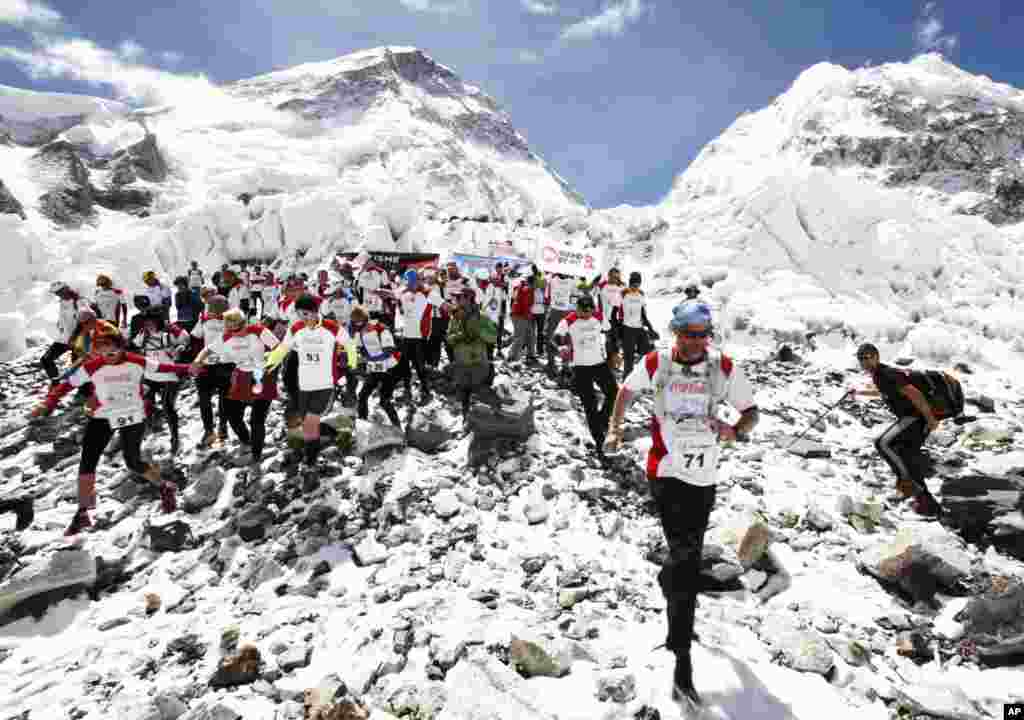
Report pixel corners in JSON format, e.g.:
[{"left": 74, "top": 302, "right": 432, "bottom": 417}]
[
  {"left": 583, "top": 255, "right": 595, "bottom": 270},
  {"left": 542, "top": 246, "right": 559, "bottom": 264}
]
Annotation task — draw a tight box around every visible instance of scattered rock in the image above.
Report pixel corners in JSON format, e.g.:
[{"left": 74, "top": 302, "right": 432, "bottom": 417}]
[
  {"left": 210, "top": 644, "right": 261, "bottom": 687},
  {"left": 443, "top": 652, "right": 552, "bottom": 720},
  {"left": 858, "top": 525, "right": 973, "bottom": 603},
  {"left": 0, "top": 549, "right": 96, "bottom": 620},
  {"left": 144, "top": 592, "right": 161, "bottom": 614},
  {"left": 236, "top": 505, "right": 275, "bottom": 542},
  {"left": 968, "top": 394, "right": 996, "bottom": 413},
  {"left": 523, "top": 499, "right": 549, "bottom": 525},
  {"left": 148, "top": 519, "right": 194, "bottom": 553},
  {"left": 895, "top": 631, "right": 934, "bottom": 661},
  {"left": 406, "top": 417, "right": 453, "bottom": 452},
  {"left": 353, "top": 534, "right": 389, "bottom": 566},
  {"left": 940, "top": 471, "right": 1024, "bottom": 561},
  {"left": 183, "top": 466, "right": 225, "bottom": 512},
  {"left": 773, "top": 631, "right": 835, "bottom": 676},
  {"left": 804, "top": 503, "right": 835, "bottom": 532},
  {"left": 596, "top": 673, "right": 637, "bottom": 703},
  {"left": 432, "top": 489, "right": 461, "bottom": 519},
  {"left": 956, "top": 582, "right": 1024, "bottom": 636},
  {"left": 892, "top": 681, "right": 986, "bottom": 720},
  {"left": 278, "top": 645, "right": 311, "bottom": 673},
  {"left": 510, "top": 636, "right": 571, "bottom": 678},
  {"left": 733, "top": 516, "right": 773, "bottom": 569},
  {"left": 99, "top": 616, "right": 131, "bottom": 632},
  {"left": 167, "top": 633, "right": 207, "bottom": 663},
  {"left": 468, "top": 387, "right": 535, "bottom": 441},
  {"left": 180, "top": 702, "right": 241, "bottom": 720}
]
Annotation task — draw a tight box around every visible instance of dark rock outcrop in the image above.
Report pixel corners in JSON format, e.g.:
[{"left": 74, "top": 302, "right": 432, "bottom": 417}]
[
  {"left": 109, "top": 133, "right": 168, "bottom": 184},
  {"left": 940, "top": 471, "right": 1024, "bottom": 561},
  {"left": 801, "top": 87, "right": 1024, "bottom": 225},
  {"left": 92, "top": 185, "right": 154, "bottom": 215},
  {"left": 0, "top": 179, "right": 26, "bottom": 219},
  {"left": 31, "top": 141, "right": 94, "bottom": 227}
]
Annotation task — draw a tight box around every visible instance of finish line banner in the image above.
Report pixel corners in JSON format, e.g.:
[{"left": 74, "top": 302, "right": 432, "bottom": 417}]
[{"left": 535, "top": 239, "right": 600, "bottom": 277}]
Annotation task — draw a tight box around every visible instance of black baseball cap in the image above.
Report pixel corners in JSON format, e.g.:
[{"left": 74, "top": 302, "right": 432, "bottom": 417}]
[
  {"left": 576, "top": 295, "right": 595, "bottom": 311},
  {"left": 855, "top": 343, "right": 879, "bottom": 359}
]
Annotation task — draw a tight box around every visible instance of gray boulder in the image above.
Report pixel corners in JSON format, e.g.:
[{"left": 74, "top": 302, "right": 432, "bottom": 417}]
[
  {"left": 940, "top": 471, "right": 1024, "bottom": 561},
  {"left": 0, "top": 549, "right": 96, "bottom": 619},
  {"left": 183, "top": 466, "right": 226, "bottom": 513},
  {"left": 406, "top": 415, "right": 454, "bottom": 452},
  {"left": 774, "top": 631, "right": 835, "bottom": 675},
  {"left": 596, "top": 673, "right": 636, "bottom": 703},
  {"left": 858, "top": 525, "right": 973, "bottom": 603},
  {"left": 443, "top": 652, "right": 555, "bottom": 720},
  {"left": 148, "top": 519, "right": 194, "bottom": 553},
  {"left": 236, "top": 505, "right": 275, "bottom": 542}
]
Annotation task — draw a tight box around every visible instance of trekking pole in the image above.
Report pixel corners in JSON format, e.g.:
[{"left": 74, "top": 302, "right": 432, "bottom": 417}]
[{"left": 785, "top": 389, "right": 853, "bottom": 451}]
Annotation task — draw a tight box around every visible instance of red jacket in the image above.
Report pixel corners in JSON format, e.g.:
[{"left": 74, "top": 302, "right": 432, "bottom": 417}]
[{"left": 510, "top": 283, "right": 534, "bottom": 319}]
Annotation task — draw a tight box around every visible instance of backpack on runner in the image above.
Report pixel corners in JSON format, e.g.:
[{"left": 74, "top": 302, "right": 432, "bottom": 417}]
[{"left": 908, "top": 369, "right": 964, "bottom": 420}]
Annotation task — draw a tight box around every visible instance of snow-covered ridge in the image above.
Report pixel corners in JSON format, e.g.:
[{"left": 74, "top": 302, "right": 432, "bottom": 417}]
[
  {"left": 0, "top": 47, "right": 663, "bottom": 357},
  {"left": 0, "top": 84, "right": 129, "bottom": 145},
  {"left": 655, "top": 53, "right": 1024, "bottom": 371}
]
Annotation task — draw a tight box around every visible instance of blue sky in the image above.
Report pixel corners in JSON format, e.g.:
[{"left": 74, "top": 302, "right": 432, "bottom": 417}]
[{"left": 0, "top": 0, "right": 1020, "bottom": 208}]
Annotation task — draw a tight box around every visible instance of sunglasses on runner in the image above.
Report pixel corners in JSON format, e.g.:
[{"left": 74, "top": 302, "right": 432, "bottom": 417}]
[{"left": 677, "top": 328, "right": 711, "bottom": 339}]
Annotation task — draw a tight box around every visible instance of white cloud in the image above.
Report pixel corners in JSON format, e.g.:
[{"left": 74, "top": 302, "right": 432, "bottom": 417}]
[
  {"left": 118, "top": 39, "right": 145, "bottom": 61},
  {"left": 560, "top": 0, "right": 648, "bottom": 41},
  {"left": 0, "top": 34, "right": 315, "bottom": 136},
  {"left": 0, "top": 35, "right": 218, "bottom": 109},
  {"left": 160, "top": 51, "right": 184, "bottom": 66},
  {"left": 517, "top": 49, "right": 543, "bottom": 64},
  {"left": 522, "top": 0, "right": 558, "bottom": 15},
  {"left": 397, "top": 0, "right": 469, "bottom": 14},
  {"left": 914, "top": 1, "right": 958, "bottom": 54},
  {"left": 0, "top": 0, "right": 61, "bottom": 27}
]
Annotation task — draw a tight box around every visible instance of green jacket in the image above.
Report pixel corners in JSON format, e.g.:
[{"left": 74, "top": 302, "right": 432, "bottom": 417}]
[{"left": 447, "top": 310, "right": 498, "bottom": 366}]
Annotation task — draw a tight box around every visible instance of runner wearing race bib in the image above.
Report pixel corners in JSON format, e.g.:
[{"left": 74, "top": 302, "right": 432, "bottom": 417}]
[
  {"left": 350, "top": 306, "right": 402, "bottom": 427},
  {"left": 620, "top": 271, "right": 658, "bottom": 378},
  {"left": 93, "top": 274, "right": 127, "bottom": 327},
  {"left": 322, "top": 285, "right": 354, "bottom": 326},
  {"left": 191, "top": 295, "right": 233, "bottom": 447},
  {"left": 597, "top": 268, "right": 626, "bottom": 368},
  {"left": 269, "top": 294, "right": 356, "bottom": 468},
  {"left": 187, "top": 261, "right": 204, "bottom": 290},
  {"left": 249, "top": 265, "right": 265, "bottom": 318},
  {"left": 32, "top": 323, "right": 198, "bottom": 536},
  {"left": 208, "top": 309, "right": 281, "bottom": 472},
  {"left": 544, "top": 273, "right": 576, "bottom": 376},
  {"left": 553, "top": 294, "right": 618, "bottom": 454},
  {"left": 131, "top": 308, "right": 191, "bottom": 455},
  {"left": 606, "top": 300, "right": 759, "bottom": 709},
  {"left": 395, "top": 270, "right": 437, "bottom": 402}
]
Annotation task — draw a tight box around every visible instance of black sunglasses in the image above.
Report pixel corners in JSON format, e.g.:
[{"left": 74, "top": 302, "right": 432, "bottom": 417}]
[{"left": 678, "top": 328, "right": 711, "bottom": 339}]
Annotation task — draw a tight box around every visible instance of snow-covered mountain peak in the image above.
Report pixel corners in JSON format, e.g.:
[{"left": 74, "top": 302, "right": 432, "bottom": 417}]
[
  {"left": 0, "top": 46, "right": 665, "bottom": 355},
  {"left": 658, "top": 55, "right": 1024, "bottom": 367}
]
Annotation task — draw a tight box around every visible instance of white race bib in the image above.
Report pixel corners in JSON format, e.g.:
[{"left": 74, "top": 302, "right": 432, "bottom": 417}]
[
  {"left": 103, "top": 386, "right": 144, "bottom": 427},
  {"left": 366, "top": 359, "right": 394, "bottom": 374}
]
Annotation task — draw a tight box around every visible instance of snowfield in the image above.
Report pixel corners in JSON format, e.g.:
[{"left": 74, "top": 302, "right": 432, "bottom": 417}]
[{"left": 0, "top": 47, "right": 1022, "bottom": 720}]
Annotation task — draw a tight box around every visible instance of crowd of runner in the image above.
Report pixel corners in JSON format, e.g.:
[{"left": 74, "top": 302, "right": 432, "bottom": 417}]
[{"left": 22, "top": 254, "right": 963, "bottom": 709}]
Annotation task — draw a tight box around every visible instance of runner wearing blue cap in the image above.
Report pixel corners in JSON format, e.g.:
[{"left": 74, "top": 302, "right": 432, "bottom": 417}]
[{"left": 606, "top": 299, "right": 760, "bottom": 709}]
